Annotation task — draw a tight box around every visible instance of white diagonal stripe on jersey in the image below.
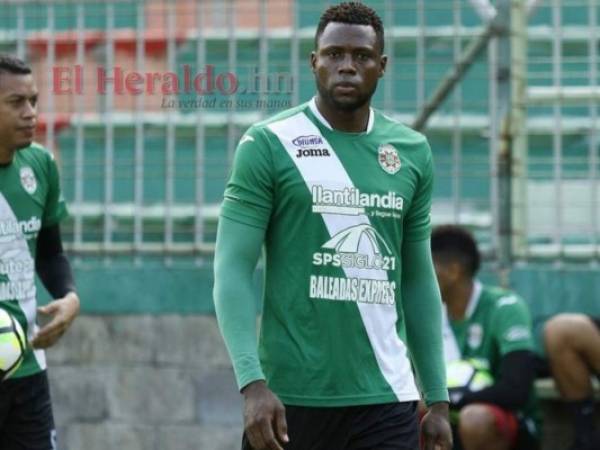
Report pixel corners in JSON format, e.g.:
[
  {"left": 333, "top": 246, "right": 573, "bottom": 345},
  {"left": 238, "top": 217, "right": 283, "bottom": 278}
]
[
  {"left": 0, "top": 193, "right": 46, "bottom": 370},
  {"left": 267, "top": 112, "right": 419, "bottom": 402}
]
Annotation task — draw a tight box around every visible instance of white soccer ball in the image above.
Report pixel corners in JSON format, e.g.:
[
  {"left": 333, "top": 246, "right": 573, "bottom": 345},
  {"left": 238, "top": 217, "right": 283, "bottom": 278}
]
[
  {"left": 447, "top": 359, "right": 494, "bottom": 405},
  {"left": 0, "top": 308, "right": 27, "bottom": 381}
]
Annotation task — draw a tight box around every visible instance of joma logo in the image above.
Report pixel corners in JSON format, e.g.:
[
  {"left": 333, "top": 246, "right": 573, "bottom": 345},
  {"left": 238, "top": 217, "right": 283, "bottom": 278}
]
[{"left": 296, "top": 148, "right": 331, "bottom": 158}]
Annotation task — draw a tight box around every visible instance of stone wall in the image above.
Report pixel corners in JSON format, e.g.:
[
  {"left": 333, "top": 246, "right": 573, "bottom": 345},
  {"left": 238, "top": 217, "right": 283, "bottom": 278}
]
[
  {"left": 47, "top": 315, "right": 598, "bottom": 450},
  {"left": 47, "top": 315, "right": 243, "bottom": 450}
]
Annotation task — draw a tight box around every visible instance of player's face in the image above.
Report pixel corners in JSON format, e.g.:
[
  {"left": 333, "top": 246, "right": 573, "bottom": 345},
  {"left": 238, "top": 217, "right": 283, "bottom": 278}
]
[
  {"left": 311, "top": 22, "right": 387, "bottom": 112},
  {"left": 0, "top": 73, "right": 38, "bottom": 154},
  {"left": 432, "top": 256, "right": 457, "bottom": 301}
]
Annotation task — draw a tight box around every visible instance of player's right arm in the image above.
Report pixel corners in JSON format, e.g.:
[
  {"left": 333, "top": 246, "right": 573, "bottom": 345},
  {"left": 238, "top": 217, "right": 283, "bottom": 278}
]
[{"left": 213, "top": 128, "right": 288, "bottom": 450}]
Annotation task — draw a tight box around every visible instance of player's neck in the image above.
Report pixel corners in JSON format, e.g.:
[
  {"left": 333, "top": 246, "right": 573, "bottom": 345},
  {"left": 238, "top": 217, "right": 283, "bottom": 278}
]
[
  {"left": 0, "top": 146, "right": 15, "bottom": 165},
  {"left": 315, "top": 96, "right": 370, "bottom": 133},
  {"left": 446, "top": 279, "right": 474, "bottom": 321}
]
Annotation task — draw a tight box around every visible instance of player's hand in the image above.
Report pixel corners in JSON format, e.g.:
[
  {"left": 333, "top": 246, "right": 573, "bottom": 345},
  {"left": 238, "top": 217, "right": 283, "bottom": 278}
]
[
  {"left": 242, "top": 380, "right": 289, "bottom": 450},
  {"left": 420, "top": 402, "right": 453, "bottom": 450},
  {"left": 31, "top": 292, "right": 80, "bottom": 349}
]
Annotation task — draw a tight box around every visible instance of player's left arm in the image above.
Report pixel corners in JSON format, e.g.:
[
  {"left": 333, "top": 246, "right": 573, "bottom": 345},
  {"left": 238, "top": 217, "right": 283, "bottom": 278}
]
[
  {"left": 401, "top": 141, "right": 451, "bottom": 449},
  {"left": 32, "top": 151, "right": 79, "bottom": 349},
  {"left": 402, "top": 239, "right": 448, "bottom": 405},
  {"left": 458, "top": 297, "right": 536, "bottom": 410},
  {"left": 402, "top": 238, "right": 452, "bottom": 450},
  {"left": 33, "top": 224, "right": 79, "bottom": 349}
]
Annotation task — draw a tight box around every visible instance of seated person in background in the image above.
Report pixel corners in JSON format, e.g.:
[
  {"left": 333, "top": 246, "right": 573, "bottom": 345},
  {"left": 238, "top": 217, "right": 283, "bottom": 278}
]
[
  {"left": 544, "top": 313, "right": 600, "bottom": 450},
  {"left": 431, "top": 225, "right": 540, "bottom": 450}
]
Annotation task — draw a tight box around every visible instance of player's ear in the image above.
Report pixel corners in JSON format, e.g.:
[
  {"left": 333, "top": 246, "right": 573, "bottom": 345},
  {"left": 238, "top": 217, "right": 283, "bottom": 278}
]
[
  {"left": 310, "top": 51, "right": 317, "bottom": 73},
  {"left": 379, "top": 54, "right": 388, "bottom": 78}
]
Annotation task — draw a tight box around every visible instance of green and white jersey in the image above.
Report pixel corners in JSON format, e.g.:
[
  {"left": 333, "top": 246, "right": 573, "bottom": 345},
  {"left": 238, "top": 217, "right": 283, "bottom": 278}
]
[
  {"left": 0, "top": 142, "right": 68, "bottom": 378},
  {"left": 221, "top": 98, "right": 434, "bottom": 406},
  {"left": 442, "top": 281, "right": 540, "bottom": 425}
]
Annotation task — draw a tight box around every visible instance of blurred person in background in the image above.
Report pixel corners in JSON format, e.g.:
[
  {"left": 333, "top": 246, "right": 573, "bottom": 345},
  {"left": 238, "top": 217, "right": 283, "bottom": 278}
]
[
  {"left": 544, "top": 313, "right": 600, "bottom": 450},
  {"left": 213, "top": 2, "right": 452, "bottom": 449},
  {"left": 431, "top": 224, "right": 540, "bottom": 450},
  {"left": 0, "top": 54, "right": 80, "bottom": 450}
]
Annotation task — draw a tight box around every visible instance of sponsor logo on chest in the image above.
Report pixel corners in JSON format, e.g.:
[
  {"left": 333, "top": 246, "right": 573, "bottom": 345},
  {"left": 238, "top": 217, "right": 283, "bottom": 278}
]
[
  {"left": 19, "top": 166, "right": 37, "bottom": 195},
  {"left": 292, "top": 135, "right": 330, "bottom": 158},
  {"left": 296, "top": 147, "right": 330, "bottom": 158},
  {"left": 292, "top": 135, "right": 323, "bottom": 147},
  {"left": 311, "top": 185, "right": 404, "bottom": 217},
  {"left": 0, "top": 216, "right": 42, "bottom": 241},
  {"left": 310, "top": 224, "right": 397, "bottom": 305}
]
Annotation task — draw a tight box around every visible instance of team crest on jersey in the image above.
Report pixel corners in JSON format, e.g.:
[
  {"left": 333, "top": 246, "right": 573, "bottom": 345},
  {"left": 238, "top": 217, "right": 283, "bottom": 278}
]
[
  {"left": 378, "top": 144, "right": 401, "bottom": 174},
  {"left": 19, "top": 166, "right": 37, "bottom": 194}
]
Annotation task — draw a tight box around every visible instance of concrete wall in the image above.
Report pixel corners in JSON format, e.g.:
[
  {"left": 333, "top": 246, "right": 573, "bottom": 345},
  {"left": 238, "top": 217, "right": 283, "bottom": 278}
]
[
  {"left": 47, "top": 315, "right": 598, "bottom": 450},
  {"left": 47, "top": 315, "right": 243, "bottom": 450}
]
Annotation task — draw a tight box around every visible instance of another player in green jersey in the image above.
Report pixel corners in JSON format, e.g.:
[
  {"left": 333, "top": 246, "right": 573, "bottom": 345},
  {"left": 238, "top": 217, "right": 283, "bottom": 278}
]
[
  {"left": 0, "top": 54, "right": 80, "bottom": 450},
  {"left": 431, "top": 225, "right": 540, "bottom": 450},
  {"left": 213, "top": 3, "right": 452, "bottom": 450}
]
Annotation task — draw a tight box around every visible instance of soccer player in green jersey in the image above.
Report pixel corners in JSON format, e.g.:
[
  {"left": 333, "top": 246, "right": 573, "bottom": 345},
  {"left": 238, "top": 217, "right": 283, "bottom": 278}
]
[
  {"left": 431, "top": 225, "right": 540, "bottom": 450},
  {"left": 0, "top": 54, "right": 80, "bottom": 450},
  {"left": 213, "top": 2, "right": 452, "bottom": 449}
]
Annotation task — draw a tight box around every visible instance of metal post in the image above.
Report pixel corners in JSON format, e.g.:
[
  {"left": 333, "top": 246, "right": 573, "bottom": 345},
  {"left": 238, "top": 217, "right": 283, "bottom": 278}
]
[
  {"left": 452, "top": 0, "right": 463, "bottom": 223},
  {"left": 494, "top": 0, "right": 512, "bottom": 283},
  {"left": 383, "top": 0, "right": 395, "bottom": 114},
  {"left": 195, "top": 0, "right": 207, "bottom": 258},
  {"left": 510, "top": 0, "right": 529, "bottom": 259},
  {"left": 226, "top": 0, "right": 237, "bottom": 164},
  {"left": 488, "top": 34, "right": 500, "bottom": 258},
  {"left": 259, "top": 0, "right": 268, "bottom": 109},
  {"left": 416, "top": 0, "right": 425, "bottom": 110},
  {"left": 165, "top": 0, "right": 177, "bottom": 262},
  {"left": 74, "top": 3, "right": 85, "bottom": 254},
  {"left": 16, "top": 3, "right": 25, "bottom": 60},
  {"left": 588, "top": 0, "right": 598, "bottom": 262},
  {"left": 46, "top": 4, "right": 55, "bottom": 153},
  {"left": 290, "top": 0, "right": 300, "bottom": 107},
  {"left": 134, "top": 0, "right": 146, "bottom": 259},
  {"left": 551, "top": 0, "right": 563, "bottom": 262},
  {"left": 103, "top": 3, "right": 115, "bottom": 256}
]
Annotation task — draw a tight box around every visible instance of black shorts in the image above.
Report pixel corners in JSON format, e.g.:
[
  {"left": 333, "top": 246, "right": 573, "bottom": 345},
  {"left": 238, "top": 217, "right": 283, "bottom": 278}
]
[
  {"left": 242, "top": 401, "right": 419, "bottom": 450},
  {"left": 0, "top": 371, "right": 56, "bottom": 450}
]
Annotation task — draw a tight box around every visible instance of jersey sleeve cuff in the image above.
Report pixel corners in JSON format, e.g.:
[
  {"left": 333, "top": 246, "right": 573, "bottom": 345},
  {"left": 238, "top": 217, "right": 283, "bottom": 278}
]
[
  {"left": 237, "top": 370, "right": 267, "bottom": 392},
  {"left": 423, "top": 388, "right": 450, "bottom": 406}
]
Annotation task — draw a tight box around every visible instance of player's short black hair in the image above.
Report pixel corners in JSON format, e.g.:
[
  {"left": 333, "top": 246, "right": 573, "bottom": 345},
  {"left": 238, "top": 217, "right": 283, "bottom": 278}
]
[
  {"left": 315, "top": 2, "right": 384, "bottom": 53},
  {"left": 431, "top": 225, "right": 481, "bottom": 277},
  {"left": 0, "top": 54, "right": 31, "bottom": 77}
]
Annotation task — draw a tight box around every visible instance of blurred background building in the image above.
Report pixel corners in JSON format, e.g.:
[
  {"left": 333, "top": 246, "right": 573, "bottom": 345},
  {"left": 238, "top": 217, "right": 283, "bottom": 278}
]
[{"left": 0, "top": 0, "right": 598, "bottom": 449}]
